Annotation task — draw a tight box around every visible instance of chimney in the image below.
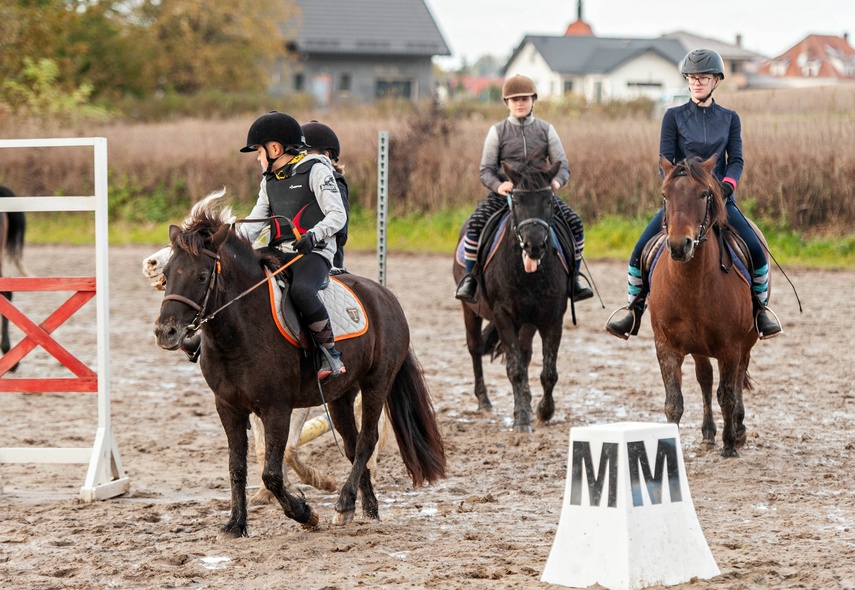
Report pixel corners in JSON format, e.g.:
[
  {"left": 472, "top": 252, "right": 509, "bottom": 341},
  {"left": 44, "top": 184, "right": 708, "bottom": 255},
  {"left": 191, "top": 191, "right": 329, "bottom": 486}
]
[
  {"left": 578, "top": 0, "right": 583, "bottom": 21},
  {"left": 735, "top": 34, "right": 742, "bottom": 47},
  {"left": 845, "top": 32, "right": 850, "bottom": 44}
]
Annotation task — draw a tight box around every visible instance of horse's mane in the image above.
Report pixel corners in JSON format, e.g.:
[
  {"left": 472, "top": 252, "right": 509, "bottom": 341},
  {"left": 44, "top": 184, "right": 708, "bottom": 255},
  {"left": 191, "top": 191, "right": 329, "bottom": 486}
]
[
  {"left": 513, "top": 164, "right": 554, "bottom": 191},
  {"left": 664, "top": 158, "right": 728, "bottom": 227},
  {"left": 172, "top": 189, "right": 278, "bottom": 270}
]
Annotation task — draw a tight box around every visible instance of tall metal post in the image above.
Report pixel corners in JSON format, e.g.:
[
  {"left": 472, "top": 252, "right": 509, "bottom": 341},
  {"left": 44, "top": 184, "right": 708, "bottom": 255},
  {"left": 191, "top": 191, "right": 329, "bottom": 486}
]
[{"left": 376, "top": 131, "right": 389, "bottom": 286}]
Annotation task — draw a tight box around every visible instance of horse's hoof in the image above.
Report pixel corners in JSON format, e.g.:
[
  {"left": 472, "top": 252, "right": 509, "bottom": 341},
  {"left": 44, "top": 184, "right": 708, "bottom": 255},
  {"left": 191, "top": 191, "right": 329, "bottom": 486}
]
[
  {"left": 735, "top": 431, "right": 747, "bottom": 448},
  {"left": 700, "top": 439, "right": 716, "bottom": 451},
  {"left": 333, "top": 509, "right": 355, "bottom": 526},
  {"left": 218, "top": 524, "right": 247, "bottom": 540},
  {"left": 720, "top": 447, "right": 739, "bottom": 458},
  {"left": 248, "top": 488, "right": 276, "bottom": 506},
  {"left": 301, "top": 511, "right": 320, "bottom": 529},
  {"left": 513, "top": 423, "right": 532, "bottom": 434},
  {"left": 315, "top": 478, "right": 337, "bottom": 492},
  {"left": 536, "top": 402, "right": 555, "bottom": 423},
  {"left": 477, "top": 399, "right": 493, "bottom": 412}
]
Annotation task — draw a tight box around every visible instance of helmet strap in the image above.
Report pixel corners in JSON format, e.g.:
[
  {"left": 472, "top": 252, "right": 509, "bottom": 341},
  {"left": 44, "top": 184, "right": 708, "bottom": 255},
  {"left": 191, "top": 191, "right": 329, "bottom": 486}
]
[{"left": 693, "top": 78, "right": 720, "bottom": 106}]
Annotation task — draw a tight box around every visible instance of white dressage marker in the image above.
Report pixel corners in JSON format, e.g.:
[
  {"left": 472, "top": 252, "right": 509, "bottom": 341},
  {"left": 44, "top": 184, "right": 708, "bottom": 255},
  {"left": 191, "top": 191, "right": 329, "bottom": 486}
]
[{"left": 542, "top": 422, "right": 719, "bottom": 590}]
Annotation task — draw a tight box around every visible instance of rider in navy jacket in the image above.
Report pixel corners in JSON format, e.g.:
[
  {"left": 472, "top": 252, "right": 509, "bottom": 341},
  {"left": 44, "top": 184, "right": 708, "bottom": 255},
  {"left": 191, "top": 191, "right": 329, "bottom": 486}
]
[{"left": 605, "top": 49, "right": 782, "bottom": 340}]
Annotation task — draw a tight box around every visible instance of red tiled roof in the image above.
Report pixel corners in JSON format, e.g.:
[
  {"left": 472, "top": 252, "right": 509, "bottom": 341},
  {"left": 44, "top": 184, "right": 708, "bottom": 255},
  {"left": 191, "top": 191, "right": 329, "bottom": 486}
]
[{"left": 759, "top": 34, "right": 855, "bottom": 78}]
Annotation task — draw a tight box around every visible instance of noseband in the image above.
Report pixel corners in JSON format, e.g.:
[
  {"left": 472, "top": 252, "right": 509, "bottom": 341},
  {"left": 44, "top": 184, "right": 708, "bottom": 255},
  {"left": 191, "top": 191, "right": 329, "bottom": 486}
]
[
  {"left": 160, "top": 247, "right": 221, "bottom": 334},
  {"left": 507, "top": 189, "right": 554, "bottom": 249}
]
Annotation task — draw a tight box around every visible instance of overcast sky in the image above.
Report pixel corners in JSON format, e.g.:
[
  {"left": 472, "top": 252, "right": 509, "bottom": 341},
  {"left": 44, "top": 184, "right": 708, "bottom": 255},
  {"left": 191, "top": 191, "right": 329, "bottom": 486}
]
[{"left": 424, "top": 0, "right": 854, "bottom": 68}]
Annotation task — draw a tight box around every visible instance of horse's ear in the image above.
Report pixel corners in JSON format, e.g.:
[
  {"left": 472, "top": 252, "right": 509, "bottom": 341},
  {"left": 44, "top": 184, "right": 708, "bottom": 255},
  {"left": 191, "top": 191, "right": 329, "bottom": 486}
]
[
  {"left": 211, "top": 223, "right": 231, "bottom": 250},
  {"left": 659, "top": 155, "right": 675, "bottom": 178},
  {"left": 701, "top": 154, "right": 717, "bottom": 175},
  {"left": 168, "top": 224, "right": 181, "bottom": 245},
  {"left": 501, "top": 160, "right": 520, "bottom": 185}
]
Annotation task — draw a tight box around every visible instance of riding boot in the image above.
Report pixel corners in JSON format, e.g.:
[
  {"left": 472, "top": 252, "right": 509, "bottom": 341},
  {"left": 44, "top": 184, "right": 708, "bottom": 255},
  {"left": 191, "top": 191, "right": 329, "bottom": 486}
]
[
  {"left": 180, "top": 333, "right": 201, "bottom": 363},
  {"left": 605, "top": 297, "right": 646, "bottom": 340},
  {"left": 571, "top": 272, "right": 593, "bottom": 302},
  {"left": 455, "top": 259, "right": 478, "bottom": 302},
  {"left": 308, "top": 318, "right": 346, "bottom": 380},
  {"left": 753, "top": 295, "right": 783, "bottom": 340}
]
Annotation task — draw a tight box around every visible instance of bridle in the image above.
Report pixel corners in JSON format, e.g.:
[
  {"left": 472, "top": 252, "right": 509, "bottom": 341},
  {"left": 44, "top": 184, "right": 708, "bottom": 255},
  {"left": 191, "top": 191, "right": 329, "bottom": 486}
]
[
  {"left": 160, "top": 242, "right": 300, "bottom": 338},
  {"left": 661, "top": 179, "right": 713, "bottom": 248},
  {"left": 160, "top": 247, "right": 221, "bottom": 336},
  {"left": 506, "top": 188, "right": 554, "bottom": 250}
]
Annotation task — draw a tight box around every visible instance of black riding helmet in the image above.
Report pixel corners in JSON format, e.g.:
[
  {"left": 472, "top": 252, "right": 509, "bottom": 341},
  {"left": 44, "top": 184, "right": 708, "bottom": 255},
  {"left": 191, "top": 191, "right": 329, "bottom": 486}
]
[
  {"left": 240, "top": 111, "right": 305, "bottom": 154},
  {"left": 680, "top": 48, "right": 725, "bottom": 80},
  {"left": 302, "top": 120, "right": 341, "bottom": 161}
]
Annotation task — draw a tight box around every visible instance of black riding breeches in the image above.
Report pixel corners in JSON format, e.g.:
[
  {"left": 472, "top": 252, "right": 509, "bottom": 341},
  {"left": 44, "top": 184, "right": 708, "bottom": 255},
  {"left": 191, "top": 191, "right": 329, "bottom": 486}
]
[{"left": 264, "top": 248, "right": 333, "bottom": 324}]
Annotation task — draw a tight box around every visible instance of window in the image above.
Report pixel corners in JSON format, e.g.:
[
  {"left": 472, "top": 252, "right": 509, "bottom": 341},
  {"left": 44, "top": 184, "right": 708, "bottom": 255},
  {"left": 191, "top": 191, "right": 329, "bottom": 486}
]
[
  {"left": 564, "top": 80, "right": 574, "bottom": 94},
  {"left": 294, "top": 73, "right": 305, "bottom": 92},
  {"left": 339, "top": 73, "right": 351, "bottom": 92}
]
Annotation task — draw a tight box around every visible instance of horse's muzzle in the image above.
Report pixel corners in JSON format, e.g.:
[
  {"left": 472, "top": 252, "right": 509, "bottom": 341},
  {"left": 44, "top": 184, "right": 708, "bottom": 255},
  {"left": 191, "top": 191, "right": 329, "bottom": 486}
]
[
  {"left": 153, "top": 317, "right": 189, "bottom": 351},
  {"left": 666, "top": 236, "right": 696, "bottom": 262}
]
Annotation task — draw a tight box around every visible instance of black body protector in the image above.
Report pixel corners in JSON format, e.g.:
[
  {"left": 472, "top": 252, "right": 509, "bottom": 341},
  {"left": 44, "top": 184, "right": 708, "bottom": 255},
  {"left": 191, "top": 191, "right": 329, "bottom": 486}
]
[{"left": 266, "top": 157, "right": 324, "bottom": 247}]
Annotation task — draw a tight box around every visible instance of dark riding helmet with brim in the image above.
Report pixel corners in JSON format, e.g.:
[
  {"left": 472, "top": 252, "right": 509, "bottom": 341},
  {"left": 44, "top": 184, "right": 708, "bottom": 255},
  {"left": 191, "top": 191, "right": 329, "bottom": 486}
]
[
  {"left": 502, "top": 75, "right": 538, "bottom": 100},
  {"left": 680, "top": 48, "right": 726, "bottom": 80},
  {"left": 302, "top": 120, "right": 341, "bottom": 161},
  {"left": 240, "top": 111, "right": 305, "bottom": 153}
]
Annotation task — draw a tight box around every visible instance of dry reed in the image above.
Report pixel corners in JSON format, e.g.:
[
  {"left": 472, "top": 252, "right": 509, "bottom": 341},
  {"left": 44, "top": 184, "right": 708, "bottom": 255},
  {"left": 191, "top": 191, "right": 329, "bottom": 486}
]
[{"left": 1, "top": 86, "right": 852, "bottom": 232}]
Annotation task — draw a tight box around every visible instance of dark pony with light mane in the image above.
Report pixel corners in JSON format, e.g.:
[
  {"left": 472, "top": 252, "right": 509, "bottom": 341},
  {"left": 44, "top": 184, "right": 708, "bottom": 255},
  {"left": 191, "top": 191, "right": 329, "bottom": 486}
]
[
  {"left": 154, "top": 192, "right": 445, "bottom": 537},
  {"left": 453, "top": 161, "right": 572, "bottom": 432},
  {"left": 650, "top": 155, "right": 765, "bottom": 457}
]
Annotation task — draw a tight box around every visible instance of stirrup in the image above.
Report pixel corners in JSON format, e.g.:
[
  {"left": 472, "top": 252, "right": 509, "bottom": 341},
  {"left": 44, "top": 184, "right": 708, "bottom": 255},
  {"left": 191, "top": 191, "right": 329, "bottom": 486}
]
[
  {"left": 454, "top": 273, "right": 478, "bottom": 303},
  {"left": 755, "top": 306, "right": 784, "bottom": 340},
  {"left": 604, "top": 306, "right": 641, "bottom": 340},
  {"left": 572, "top": 273, "right": 593, "bottom": 302},
  {"left": 317, "top": 346, "right": 346, "bottom": 381}
]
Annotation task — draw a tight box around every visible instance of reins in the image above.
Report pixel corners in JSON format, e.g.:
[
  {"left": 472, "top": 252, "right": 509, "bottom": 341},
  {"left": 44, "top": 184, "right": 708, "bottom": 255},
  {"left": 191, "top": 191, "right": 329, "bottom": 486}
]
[{"left": 164, "top": 216, "right": 304, "bottom": 337}]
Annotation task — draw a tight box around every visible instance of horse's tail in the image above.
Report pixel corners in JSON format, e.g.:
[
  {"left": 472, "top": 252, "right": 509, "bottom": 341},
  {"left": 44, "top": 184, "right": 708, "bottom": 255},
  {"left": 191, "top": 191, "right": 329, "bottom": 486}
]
[
  {"left": 386, "top": 349, "right": 446, "bottom": 486},
  {"left": 482, "top": 322, "right": 505, "bottom": 360},
  {"left": 743, "top": 369, "right": 753, "bottom": 392},
  {"left": 0, "top": 186, "right": 26, "bottom": 276}
]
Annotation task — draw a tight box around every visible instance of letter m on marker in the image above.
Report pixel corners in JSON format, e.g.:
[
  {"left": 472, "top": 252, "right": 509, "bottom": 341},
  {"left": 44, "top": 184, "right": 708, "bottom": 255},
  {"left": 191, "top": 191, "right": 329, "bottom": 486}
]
[
  {"left": 570, "top": 441, "right": 618, "bottom": 507},
  {"left": 627, "top": 438, "right": 683, "bottom": 507}
]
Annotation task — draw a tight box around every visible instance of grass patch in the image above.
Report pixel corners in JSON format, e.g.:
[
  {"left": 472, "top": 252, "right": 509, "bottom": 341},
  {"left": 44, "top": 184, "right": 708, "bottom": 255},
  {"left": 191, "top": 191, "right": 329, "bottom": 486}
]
[{"left": 22, "top": 209, "right": 855, "bottom": 269}]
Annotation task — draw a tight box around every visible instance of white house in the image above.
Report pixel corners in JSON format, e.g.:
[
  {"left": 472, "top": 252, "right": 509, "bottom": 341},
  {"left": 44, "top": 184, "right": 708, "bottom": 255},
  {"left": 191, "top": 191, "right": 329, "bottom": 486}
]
[{"left": 504, "top": 36, "right": 688, "bottom": 103}]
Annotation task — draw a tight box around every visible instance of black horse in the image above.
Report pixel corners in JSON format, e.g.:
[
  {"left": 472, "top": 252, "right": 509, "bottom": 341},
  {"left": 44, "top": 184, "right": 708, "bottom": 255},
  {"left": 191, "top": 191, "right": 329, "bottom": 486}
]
[
  {"left": 453, "top": 162, "right": 570, "bottom": 432},
  {"left": 153, "top": 193, "right": 445, "bottom": 537},
  {"left": 0, "top": 185, "right": 26, "bottom": 367}
]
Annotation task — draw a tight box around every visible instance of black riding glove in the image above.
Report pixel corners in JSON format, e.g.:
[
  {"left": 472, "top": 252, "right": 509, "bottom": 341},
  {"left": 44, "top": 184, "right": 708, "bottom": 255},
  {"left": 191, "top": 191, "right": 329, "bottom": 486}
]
[
  {"left": 293, "top": 231, "right": 316, "bottom": 255},
  {"left": 719, "top": 180, "right": 734, "bottom": 200}
]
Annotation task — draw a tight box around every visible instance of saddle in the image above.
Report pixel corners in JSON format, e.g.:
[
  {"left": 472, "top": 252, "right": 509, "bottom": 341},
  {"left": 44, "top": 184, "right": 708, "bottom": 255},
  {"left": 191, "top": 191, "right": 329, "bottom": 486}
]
[
  {"left": 267, "top": 269, "right": 368, "bottom": 349},
  {"left": 455, "top": 207, "right": 571, "bottom": 275},
  {"left": 639, "top": 225, "right": 755, "bottom": 302}
]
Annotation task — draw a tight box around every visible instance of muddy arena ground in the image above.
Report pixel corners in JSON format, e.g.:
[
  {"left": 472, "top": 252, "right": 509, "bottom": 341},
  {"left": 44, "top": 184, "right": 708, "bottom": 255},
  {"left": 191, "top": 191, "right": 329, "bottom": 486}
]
[{"left": 0, "top": 245, "right": 852, "bottom": 590}]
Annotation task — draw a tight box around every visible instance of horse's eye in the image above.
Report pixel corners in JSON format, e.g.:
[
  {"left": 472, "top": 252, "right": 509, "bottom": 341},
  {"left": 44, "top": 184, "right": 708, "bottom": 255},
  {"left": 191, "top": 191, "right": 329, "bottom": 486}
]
[{"left": 197, "top": 273, "right": 208, "bottom": 284}]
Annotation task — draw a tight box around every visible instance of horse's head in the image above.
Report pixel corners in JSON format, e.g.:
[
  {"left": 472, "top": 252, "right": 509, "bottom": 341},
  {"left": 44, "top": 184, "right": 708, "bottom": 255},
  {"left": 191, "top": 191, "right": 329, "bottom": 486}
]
[
  {"left": 153, "top": 191, "right": 236, "bottom": 351},
  {"left": 660, "top": 155, "right": 727, "bottom": 262},
  {"left": 502, "top": 160, "right": 561, "bottom": 272}
]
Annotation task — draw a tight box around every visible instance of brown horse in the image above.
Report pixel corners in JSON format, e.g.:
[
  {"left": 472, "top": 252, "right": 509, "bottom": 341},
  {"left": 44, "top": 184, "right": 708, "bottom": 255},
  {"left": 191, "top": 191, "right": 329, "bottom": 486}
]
[
  {"left": 0, "top": 185, "right": 26, "bottom": 368},
  {"left": 153, "top": 193, "right": 445, "bottom": 537},
  {"left": 453, "top": 161, "right": 569, "bottom": 432},
  {"left": 650, "top": 155, "right": 762, "bottom": 457}
]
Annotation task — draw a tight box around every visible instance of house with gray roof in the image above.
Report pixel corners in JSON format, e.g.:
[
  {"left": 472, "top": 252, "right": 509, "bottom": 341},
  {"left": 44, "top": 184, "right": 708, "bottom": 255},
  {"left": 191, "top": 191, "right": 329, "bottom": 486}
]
[
  {"left": 273, "top": 0, "right": 450, "bottom": 105},
  {"left": 504, "top": 36, "right": 688, "bottom": 103},
  {"left": 659, "top": 31, "right": 766, "bottom": 89}
]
